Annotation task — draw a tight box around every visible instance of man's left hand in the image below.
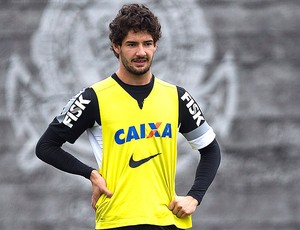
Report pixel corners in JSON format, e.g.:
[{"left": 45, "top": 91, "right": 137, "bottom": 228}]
[{"left": 168, "top": 195, "right": 198, "bottom": 218}]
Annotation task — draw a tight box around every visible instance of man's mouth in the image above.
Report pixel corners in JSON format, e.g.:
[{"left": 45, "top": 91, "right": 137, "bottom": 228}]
[
  {"left": 132, "top": 59, "right": 147, "bottom": 68},
  {"left": 133, "top": 58, "right": 147, "bottom": 63}
]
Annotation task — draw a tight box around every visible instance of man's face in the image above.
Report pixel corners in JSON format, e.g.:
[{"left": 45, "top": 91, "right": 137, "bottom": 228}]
[{"left": 113, "top": 30, "right": 157, "bottom": 76}]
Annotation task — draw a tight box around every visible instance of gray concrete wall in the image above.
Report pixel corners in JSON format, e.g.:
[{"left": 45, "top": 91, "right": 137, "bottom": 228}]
[{"left": 1, "top": 0, "right": 300, "bottom": 229}]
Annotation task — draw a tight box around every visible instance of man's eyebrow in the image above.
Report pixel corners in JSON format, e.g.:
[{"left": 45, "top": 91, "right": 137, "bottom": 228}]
[
  {"left": 125, "top": 41, "right": 137, "bottom": 44},
  {"left": 125, "top": 40, "right": 154, "bottom": 44}
]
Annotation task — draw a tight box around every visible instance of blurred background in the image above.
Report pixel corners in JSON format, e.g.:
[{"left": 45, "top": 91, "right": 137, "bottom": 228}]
[{"left": 1, "top": 0, "right": 300, "bottom": 229}]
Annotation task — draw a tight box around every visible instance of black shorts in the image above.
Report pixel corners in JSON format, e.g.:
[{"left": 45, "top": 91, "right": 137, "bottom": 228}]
[{"left": 99, "top": 225, "right": 183, "bottom": 230}]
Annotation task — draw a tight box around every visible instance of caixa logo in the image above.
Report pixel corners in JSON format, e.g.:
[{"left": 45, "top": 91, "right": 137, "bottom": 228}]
[{"left": 114, "top": 122, "right": 172, "bottom": 144}]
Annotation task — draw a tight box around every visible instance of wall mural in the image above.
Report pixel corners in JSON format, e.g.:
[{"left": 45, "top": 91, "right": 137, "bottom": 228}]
[{"left": 5, "top": 0, "right": 238, "bottom": 174}]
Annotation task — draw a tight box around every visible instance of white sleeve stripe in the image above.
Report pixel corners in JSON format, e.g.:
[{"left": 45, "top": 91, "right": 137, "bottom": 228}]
[
  {"left": 182, "top": 121, "right": 210, "bottom": 141},
  {"left": 187, "top": 127, "right": 216, "bottom": 150}
]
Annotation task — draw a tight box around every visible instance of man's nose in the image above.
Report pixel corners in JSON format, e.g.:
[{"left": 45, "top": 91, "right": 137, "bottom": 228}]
[{"left": 136, "top": 45, "right": 146, "bottom": 56}]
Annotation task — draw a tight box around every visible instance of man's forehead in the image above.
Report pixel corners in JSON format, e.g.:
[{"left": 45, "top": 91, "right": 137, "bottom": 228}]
[{"left": 123, "top": 30, "right": 154, "bottom": 42}]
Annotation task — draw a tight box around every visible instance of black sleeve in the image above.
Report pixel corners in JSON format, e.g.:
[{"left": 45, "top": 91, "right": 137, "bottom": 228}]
[
  {"left": 50, "top": 87, "right": 100, "bottom": 143},
  {"left": 187, "top": 138, "right": 221, "bottom": 204},
  {"left": 35, "top": 87, "right": 99, "bottom": 179},
  {"left": 36, "top": 126, "right": 95, "bottom": 179},
  {"left": 177, "top": 86, "right": 205, "bottom": 133}
]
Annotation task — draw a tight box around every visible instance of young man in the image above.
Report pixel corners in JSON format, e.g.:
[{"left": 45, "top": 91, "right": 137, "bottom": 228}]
[{"left": 36, "top": 4, "right": 221, "bottom": 230}]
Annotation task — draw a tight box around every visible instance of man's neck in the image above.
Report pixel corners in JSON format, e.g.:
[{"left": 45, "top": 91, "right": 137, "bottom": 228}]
[{"left": 115, "top": 69, "right": 152, "bottom": 86}]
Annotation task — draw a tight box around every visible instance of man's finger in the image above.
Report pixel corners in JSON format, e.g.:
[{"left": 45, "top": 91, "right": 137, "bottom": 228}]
[
  {"left": 168, "top": 199, "right": 175, "bottom": 210},
  {"left": 103, "top": 188, "right": 113, "bottom": 198},
  {"left": 91, "top": 197, "right": 97, "bottom": 211}
]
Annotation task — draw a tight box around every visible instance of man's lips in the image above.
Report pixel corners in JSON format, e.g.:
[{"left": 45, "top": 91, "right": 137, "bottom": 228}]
[
  {"left": 133, "top": 58, "right": 147, "bottom": 66},
  {"left": 133, "top": 58, "right": 147, "bottom": 63}
]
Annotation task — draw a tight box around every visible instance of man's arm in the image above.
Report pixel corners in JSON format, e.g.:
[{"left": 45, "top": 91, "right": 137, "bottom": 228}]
[
  {"left": 36, "top": 126, "right": 95, "bottom": 179},
  {"left": 187, "top": 138, "right": 221, "bottom": 204},
  {"left": 36, "top": 88, "right": 100, "bottom": 178},
  {"left": 168, "top": 139, "right": 221, "bottom": 218},
  {"left": 170, "top": 86, "right": 221, "bottom": 218},
  {"left": 36, "top": 87, "right": 113, "bottom": 208},
  {"left": 36, "top": 127, "right": 113, "bottom": 208}
]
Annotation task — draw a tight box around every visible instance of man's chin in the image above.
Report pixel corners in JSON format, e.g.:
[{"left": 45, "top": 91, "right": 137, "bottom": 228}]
[{"left": 129, "top": 67, "right": 150, "bottom": 76}]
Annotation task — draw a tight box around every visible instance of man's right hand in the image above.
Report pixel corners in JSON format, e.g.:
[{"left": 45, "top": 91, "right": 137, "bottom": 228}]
[{"left": 90, "top": 170, "right": 113, "bottom": 211}]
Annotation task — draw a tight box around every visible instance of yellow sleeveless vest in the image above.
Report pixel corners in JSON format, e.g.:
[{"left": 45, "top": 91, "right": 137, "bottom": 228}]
[{"left": 91, "top": 77, "right": 192, "bottom": 229}]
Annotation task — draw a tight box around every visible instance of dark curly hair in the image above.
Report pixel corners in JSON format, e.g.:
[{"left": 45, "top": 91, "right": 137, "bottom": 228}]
[{"left": 109, "top": 4, "right": 162, "bottom": 58}]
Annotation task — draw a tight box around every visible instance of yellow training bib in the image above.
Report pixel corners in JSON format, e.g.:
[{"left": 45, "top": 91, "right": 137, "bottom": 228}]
[{"left": 91, "top": 77, "right": 192, "bottom": 229}]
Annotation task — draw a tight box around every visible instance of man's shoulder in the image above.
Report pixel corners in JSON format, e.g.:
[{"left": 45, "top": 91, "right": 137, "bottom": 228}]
[
  {"left": 154, "top": 77, "right": 177, "bottom": 90},
  {"left": 154, "top": 78, "right": 188, "bottom": 96},
  {"left": 91, "top": 76, "right": 116, "bottom": 92}
]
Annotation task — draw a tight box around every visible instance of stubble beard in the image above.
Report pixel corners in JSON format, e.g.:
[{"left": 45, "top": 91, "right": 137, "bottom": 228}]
[{"left": 120, "top": 54, "right": 153, "bottom": 76}]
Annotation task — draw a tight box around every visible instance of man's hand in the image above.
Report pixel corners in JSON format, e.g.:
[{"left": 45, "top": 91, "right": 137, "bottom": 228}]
[
  {"left": 168, "top": 195, "right": 198, "bottom": 218},
  {"left": 90, "top": 170, "right": 113, "bottom": 211}
]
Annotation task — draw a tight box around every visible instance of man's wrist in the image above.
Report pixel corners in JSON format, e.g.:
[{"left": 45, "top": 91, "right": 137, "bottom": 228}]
[
  {"left": 186, "top": 195, "right": 200, "bottom": 206},
  {"left": 89, "top": 169, "right": 98, "bottom": 181}
]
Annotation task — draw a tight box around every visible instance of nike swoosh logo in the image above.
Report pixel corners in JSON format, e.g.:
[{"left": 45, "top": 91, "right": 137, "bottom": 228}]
[{"left": 129, "top": 153, "right": 161, "bottom": 168}]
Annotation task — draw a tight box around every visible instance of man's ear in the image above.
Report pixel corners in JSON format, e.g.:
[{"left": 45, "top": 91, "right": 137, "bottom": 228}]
[{"left": 112, "top": 43, "right": 120, "bottom": 55}]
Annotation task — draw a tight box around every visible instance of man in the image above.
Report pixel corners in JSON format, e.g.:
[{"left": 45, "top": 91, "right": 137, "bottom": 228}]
[{"left": 36, "top": 3, "right": 221, "bottom": 230}]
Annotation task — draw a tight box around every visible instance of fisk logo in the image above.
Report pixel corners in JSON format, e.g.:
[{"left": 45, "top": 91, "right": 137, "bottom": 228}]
[
  {"left": 181, "top": 92, "right": 204, "bottom": 126},
  {"left": 114, "top": 122, "right": 172, "bottom": 144},
  {"left": 63, "top": 95, "right": 91, "bottom": 128}
]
